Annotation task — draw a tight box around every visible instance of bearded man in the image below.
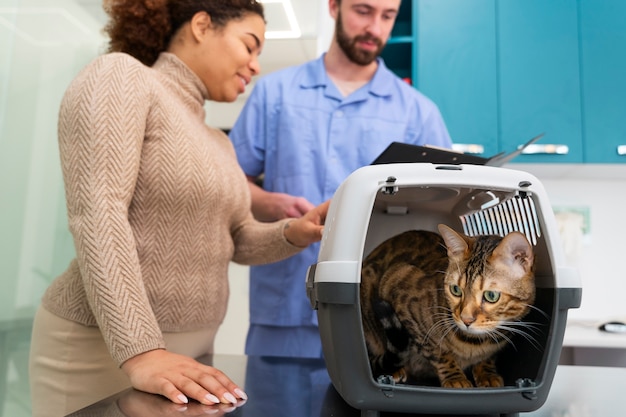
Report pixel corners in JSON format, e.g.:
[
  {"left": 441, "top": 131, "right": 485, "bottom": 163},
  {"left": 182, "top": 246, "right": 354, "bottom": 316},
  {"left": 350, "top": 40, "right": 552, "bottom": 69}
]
[{"left": 229, "top": 0, "right": 452, "bottom": 358}]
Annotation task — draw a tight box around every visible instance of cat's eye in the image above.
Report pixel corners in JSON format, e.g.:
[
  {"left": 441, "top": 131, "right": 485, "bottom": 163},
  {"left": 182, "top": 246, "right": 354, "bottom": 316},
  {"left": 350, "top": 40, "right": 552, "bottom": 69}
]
[
  {"left": 449, "top": 284, "right": 462, "bottom": 297},
  {"left": 483, "top": 290, "right": 501, "bottom": 303}
]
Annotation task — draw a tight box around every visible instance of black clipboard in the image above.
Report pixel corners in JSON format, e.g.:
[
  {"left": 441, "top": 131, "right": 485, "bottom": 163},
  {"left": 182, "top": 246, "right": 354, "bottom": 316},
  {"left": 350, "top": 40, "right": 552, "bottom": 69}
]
[{"left": 371, "top": 134, "right": 544, "bottom": 166}]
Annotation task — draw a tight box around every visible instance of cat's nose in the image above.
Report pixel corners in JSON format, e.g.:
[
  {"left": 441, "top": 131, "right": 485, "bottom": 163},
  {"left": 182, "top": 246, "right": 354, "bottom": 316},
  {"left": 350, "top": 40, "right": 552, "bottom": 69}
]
[{"left": 462, "top": 316, "right": 476, "bottom": 326}]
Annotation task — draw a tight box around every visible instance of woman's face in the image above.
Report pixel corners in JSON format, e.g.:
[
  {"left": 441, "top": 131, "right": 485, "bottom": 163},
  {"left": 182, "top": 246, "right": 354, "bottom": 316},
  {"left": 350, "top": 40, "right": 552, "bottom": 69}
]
[{"left": 193, "top": 13, "right": 265, "bottom": 102}]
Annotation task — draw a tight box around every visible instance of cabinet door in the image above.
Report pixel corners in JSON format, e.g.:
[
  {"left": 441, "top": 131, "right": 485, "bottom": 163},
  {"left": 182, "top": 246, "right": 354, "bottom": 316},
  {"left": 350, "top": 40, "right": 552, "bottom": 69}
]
[
  {"left": 580, "top": 0, "right": 626, "bottom": 163},
  {"left": 417, "top": 0, "right": 498, "bottom": 157},
  {"left": 381, "top": 0, "right": 413, "bottom": 81},
  {"left": 498, "top": 0, "right": 583, "bottom": 163}
]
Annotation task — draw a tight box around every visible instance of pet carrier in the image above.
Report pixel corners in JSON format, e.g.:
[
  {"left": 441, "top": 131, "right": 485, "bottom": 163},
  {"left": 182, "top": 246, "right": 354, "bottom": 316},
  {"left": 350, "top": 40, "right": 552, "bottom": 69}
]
[{"left": 306, "top": 162, "right": 581, "bottom": 416}]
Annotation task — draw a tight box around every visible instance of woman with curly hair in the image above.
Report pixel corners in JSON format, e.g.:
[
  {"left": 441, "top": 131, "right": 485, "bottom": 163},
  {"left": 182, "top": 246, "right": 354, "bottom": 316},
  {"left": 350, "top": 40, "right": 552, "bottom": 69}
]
[{"left": 28, "top": 1, "right": 329, "bottom": 415}]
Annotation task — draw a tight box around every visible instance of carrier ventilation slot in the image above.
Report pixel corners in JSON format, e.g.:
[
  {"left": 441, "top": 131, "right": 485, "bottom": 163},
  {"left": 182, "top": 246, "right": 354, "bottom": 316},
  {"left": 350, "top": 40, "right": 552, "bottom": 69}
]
[{"left": 460, "top": 196, "right": 541, "bottom": 245}]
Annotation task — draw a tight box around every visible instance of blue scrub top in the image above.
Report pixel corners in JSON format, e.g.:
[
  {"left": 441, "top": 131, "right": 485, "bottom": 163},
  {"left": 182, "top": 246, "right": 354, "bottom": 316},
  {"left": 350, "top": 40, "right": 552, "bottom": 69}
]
[{"left": 230, "top": 54, "right": 452, "bottom": 357}]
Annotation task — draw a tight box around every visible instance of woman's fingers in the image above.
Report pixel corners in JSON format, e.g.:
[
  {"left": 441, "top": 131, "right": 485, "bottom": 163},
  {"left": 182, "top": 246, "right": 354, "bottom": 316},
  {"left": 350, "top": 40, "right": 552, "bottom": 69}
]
[
  {"left": 157, "top": 378, "right": 191, "bottom": 405},
  {"left": 177, "top": 370, "right": 238, "bottom": 405},
  {"left": 118, "top": 386, "right": 246, "bottom": 416},
  {"left": 155, "top": 365, "right": 246, "bottom": 406}
]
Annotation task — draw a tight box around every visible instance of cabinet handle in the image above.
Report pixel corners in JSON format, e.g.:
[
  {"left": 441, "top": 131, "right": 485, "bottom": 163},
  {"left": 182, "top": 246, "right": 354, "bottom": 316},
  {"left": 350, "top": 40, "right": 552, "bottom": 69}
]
[
  {"left": 521, "top": 144, "right": 569, "bottom": 155},
  {"left": 618, "top": 145, "right": 626, "bottom": 155},
  {"left": 452, "top": 143, "right": 484, "bottom": 155}
]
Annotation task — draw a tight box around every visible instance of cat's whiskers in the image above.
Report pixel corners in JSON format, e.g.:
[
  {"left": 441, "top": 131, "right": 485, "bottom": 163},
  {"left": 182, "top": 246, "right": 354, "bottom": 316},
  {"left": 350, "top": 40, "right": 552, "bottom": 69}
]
[
  {"left": 526, "top": 304, "right": 549, "bottom": 320},
  {"left": 418, "top": 301, "right": 448, "bottom": 321},
  {"left": 435, "top": 324, "right": 457, "bottom": 349},
  {"left": 496, "top": 321, "right": 542, "bottom": 351},
  {"left": 432, "top": 316, "right": 460, "bottom": 346},
  {"left": 512, "top": 319, "right": 544, "bottom": 336},
  {"left": 424, "top": 307, "right": 454, "bottom": 343},
  {"left": 490, "top": 329, "right": 517, "bottom": 350}
]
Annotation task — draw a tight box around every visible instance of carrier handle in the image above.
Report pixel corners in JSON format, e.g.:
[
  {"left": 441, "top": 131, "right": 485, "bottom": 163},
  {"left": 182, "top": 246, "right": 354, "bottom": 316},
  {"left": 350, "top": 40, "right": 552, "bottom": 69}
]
[{"left": 521, "top": 144, "right": 569, "bottom": 155}]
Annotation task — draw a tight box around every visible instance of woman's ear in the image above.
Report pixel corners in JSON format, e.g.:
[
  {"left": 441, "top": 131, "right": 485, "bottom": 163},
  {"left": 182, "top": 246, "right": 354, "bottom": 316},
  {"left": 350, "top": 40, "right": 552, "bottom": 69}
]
[{"left": 189, "top": 11, "right": 212, "bottom": 41}]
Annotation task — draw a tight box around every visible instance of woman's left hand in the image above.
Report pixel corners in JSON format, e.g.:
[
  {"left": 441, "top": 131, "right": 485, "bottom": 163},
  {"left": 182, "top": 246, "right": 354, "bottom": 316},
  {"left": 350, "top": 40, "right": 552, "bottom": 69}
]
[{"left": 282, "top": 200, "right": 330, "bottom": 247}]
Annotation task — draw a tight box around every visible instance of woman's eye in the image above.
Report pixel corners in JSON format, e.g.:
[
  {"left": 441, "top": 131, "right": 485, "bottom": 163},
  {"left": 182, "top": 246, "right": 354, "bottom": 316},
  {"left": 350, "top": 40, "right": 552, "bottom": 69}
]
[{"left": 483, "top": 290, "right": 501, "bottom": 303}]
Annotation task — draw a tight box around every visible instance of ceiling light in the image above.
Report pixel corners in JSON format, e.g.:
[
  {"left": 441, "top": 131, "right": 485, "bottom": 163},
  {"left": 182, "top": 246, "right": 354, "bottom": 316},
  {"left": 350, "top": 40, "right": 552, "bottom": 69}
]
[{"left": 261, "top": 0, "right": 301, "bottom": 39}]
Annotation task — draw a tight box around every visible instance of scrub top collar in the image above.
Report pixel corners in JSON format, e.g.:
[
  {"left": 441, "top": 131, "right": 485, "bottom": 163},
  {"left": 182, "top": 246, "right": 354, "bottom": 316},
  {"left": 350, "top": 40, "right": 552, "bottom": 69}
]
[{"left": 300, "top": 53, "right": 395, "bottom": 101}]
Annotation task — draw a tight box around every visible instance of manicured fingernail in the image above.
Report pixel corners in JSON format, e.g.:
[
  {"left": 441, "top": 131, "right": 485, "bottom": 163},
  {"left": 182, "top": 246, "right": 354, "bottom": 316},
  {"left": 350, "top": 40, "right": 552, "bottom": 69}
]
[
  {"left": 176, "top": 405, "right": 188, "bottom": 412},
  {"left": 223, "top": 392, "right": 237, "bottom": 404},
  {"left": 205, "top": 393, "right": 220, "bottom": 404},
  {"left": 177, "top": 394, "right": 188, "bottom": 404},
  {"left": 234, "top": 388, "right": 248, "bottom": 400}
]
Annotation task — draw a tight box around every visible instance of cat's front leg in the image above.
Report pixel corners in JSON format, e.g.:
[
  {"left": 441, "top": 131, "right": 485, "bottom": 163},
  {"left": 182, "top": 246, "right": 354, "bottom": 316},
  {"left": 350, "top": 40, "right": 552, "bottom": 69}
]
[
  {"left": 472, "top": 358, "right": 504, "bottom": 387},
  {"left": 432, "top": 353, "right": 473, "bottom": 388}
]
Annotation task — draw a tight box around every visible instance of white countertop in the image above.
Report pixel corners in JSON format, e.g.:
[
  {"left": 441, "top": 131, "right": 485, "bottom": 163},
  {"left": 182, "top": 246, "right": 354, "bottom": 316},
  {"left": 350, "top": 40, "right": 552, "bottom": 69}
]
[{"left": 563, "top": 319, "right": 626, "bottom": 349}]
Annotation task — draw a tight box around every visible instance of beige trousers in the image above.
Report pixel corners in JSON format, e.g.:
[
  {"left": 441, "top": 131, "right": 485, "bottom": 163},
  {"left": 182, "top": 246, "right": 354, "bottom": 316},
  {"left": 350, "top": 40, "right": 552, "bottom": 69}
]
[{"left": 29, "top": 306, "right": 219, "bottom": 417}]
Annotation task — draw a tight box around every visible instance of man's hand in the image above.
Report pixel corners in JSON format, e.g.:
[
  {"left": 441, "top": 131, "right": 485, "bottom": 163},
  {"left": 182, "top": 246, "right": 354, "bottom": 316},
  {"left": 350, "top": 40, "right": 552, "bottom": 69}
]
[{"left": 247, "top": 177, "right": 314, "bottom": 221}]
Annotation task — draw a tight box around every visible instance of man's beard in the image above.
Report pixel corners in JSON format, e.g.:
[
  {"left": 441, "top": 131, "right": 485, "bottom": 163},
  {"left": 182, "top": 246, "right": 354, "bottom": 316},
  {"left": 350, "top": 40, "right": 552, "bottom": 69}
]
[{"left": 335, "top": 11, "right": 385, "bottom": 66}]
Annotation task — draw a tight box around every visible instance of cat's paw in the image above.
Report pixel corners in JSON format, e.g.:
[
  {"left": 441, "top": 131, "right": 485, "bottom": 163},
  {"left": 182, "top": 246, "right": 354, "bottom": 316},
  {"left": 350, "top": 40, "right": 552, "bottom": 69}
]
[
  {"left": 473, "top": 359, "right": 504, "bottom": 388},
  {"left": 392, "top": 368, "right": 408, "bottom": 383},
  {"left": 474, "top": 374, "right": 504, "bottom": 388},
  {"left": 441, "top": 376, "right": 474, "bottom": 388}
]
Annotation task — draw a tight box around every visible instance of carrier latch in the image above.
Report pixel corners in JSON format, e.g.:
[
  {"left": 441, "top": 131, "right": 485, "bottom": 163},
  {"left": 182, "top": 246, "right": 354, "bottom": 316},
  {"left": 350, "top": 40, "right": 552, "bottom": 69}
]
[
  {"left": 376, "top": 374, "right": 396, "bottom": 398},
  {"left": 516, "top": 377, "right": 538, "bottom": 400},
  {"left": 381, "top": 176, "right": 398, "bottom": 195},
  {"left": 306, "top": 264, "right": 318, "bottom": 310}
]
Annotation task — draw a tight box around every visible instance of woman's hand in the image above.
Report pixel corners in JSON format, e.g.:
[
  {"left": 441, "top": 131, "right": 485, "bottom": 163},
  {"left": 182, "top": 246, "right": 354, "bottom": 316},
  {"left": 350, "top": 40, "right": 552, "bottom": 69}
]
[
  {"left": 121, "top": 349, "right": 247, "bottom": 406},
  {"left": 283, "top": 200, "right": 330, "bottom": 247}
]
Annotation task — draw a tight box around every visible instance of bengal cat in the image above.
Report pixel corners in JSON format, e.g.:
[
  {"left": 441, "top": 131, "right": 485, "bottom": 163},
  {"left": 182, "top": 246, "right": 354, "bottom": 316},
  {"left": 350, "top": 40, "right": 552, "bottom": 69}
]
[{"left": 360, "top": 224, "right": 535, "bottom": 388}]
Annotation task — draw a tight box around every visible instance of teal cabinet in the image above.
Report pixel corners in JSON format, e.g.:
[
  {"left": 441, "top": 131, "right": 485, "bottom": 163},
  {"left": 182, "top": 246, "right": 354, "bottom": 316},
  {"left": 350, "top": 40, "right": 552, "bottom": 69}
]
[
  {"left": 382, "top": 0, "right": 625, "bottom": 164},
  {"left": 416, "top": 0, "right": 499, "bottom": 158},
  {"left": 498, "top": 0, "right": 583, "bottom": 163},
  {"left": 380, "top": 0, "right": 413, "bottom": 81},
  {"left": 579, "top": 0, "right": 626, "bottom": 163}
]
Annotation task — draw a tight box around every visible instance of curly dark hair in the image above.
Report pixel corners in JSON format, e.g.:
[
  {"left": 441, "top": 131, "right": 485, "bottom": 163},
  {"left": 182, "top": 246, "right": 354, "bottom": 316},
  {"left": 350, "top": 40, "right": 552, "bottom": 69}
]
[{"left": 103, "top": 0, "right": 265, "bottom": 67}]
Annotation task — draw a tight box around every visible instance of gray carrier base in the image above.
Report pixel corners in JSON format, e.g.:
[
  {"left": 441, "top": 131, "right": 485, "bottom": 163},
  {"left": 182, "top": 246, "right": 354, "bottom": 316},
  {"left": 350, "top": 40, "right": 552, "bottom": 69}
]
[{"left": 306, "top": 163, "right": 582, "bottom": 416}]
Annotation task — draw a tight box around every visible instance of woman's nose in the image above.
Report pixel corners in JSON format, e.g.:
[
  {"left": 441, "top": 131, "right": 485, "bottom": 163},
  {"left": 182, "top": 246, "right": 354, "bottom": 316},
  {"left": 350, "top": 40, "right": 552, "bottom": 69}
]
[{"left": 250, "top": 57, "right": 261, "bottom": 76}]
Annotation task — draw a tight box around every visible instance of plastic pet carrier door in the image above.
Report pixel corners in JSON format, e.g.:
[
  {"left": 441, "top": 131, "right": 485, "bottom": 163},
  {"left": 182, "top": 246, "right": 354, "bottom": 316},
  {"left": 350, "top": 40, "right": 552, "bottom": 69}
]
[{"left": 307, "top": 163, "right": 581, "bottom": 416}]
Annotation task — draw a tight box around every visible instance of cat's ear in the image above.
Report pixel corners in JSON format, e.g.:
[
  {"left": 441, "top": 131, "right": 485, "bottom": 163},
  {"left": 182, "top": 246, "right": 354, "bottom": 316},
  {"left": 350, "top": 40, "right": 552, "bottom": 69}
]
[
  {"left": 494, "top": 231, "right": 534, "bottom": 273},
  {"left": 437, "top": 224, "right": 468, "bottom": 259}
]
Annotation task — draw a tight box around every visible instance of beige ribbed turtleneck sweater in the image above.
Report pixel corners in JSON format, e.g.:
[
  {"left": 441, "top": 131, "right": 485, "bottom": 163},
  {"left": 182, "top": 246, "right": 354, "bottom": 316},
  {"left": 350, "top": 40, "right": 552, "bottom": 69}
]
[{"left": 42, "top": 52, "right": 300, "bottom": 366}]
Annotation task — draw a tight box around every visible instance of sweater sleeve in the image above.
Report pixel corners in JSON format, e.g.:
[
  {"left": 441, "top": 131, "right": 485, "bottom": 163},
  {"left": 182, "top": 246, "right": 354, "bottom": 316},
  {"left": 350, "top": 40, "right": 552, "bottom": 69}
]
[
  {"left": 230, "top": 216, "right": 304, "bottom": 266},
  {"left": 58, "top": 53, "right": 165, "bottom": 366}
]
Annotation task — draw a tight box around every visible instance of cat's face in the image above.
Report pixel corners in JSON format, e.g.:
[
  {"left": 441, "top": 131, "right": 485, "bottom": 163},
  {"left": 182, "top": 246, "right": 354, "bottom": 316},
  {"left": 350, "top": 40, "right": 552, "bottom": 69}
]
[{"left": 438, "top": 225, "right": 536, "bottom": 336}]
